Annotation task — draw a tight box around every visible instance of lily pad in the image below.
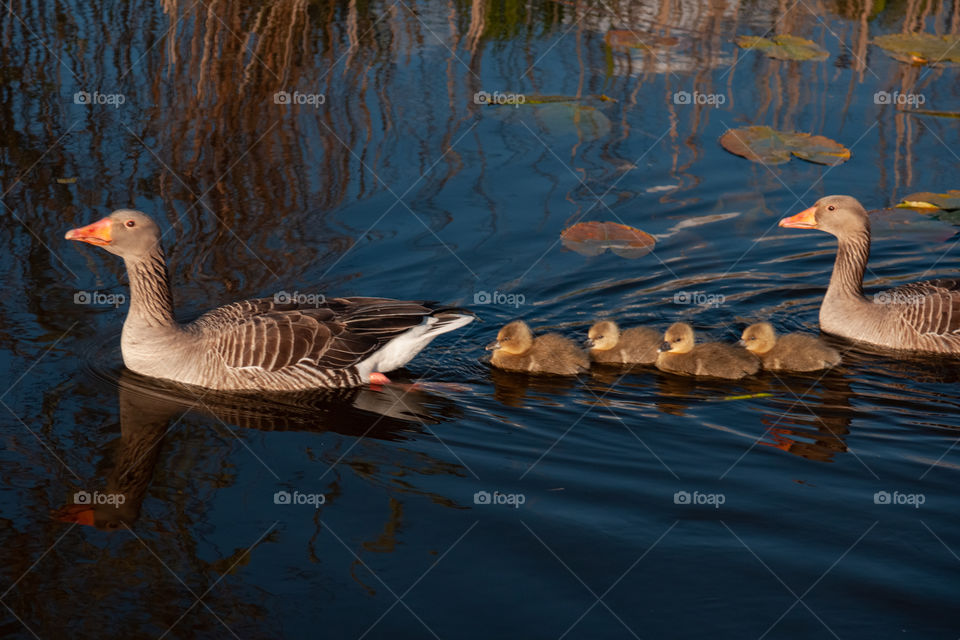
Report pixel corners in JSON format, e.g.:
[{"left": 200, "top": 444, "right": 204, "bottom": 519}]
[
  {"left": 896, "top": 191, "right": 960, "bottom": 211},
  {"left": 485, "top": 101, "right": 613, "bottom": 141},
  {"left": 561, "top": 221, "right": 655, "bottom": 258},
  {"left": 736, "top": 34, "right": 828, "bottom": 61},
  {"left": 522, "top": 94, "right": 617, "bottom": 105},
  {"left": 719, "top": 126, "right": 850, "bottom": 166},
  {"left": 873, "top": 33, "right": 960, "bottom": 65},
  {"left": 605, "top": 30, "right": 679, "bottom": 50},
  {"left": 871, "top": 208, "right": 957, "bottom": 243},
  {"left": 899, "top": 108, "right": 960, "bottom": 119}
]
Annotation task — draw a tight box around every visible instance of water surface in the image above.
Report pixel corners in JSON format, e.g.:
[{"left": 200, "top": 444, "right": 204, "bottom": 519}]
[{"left": 2, "top": 0, "right": 960, "bottom": 637}]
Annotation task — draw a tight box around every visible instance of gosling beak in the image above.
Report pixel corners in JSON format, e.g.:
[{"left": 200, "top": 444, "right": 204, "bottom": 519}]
[
  {"left": 584, "top": 338, "right": 595, "bottom": 349},
  {"left": 736, "top": 339, "right": 746, "bottom": 347},
  {"left": 659, "top": 341, "right": 671, "bottom": 353},
  {"left": 65, "top": 217, "right": 113, "bottom": 246},
  {"left": 485, "top": 340, "right": 501, "bottom": 351},
  {"left": 779, "top": 205, "right": 817, "bottom": 229}
]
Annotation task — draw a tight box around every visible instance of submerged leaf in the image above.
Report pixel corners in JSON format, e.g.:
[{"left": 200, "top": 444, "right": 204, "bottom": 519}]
[
  {"left": 561, "top": 221, "right": 656, "bottom": 259},
  {"left": 719, "top": 126, "right": 850, "bottom": 166},
  {"left": 605, "top": 30, "right": 679, "bottom": 50},
  {"left": 896, "top": 191, "right": 960, "bottom": 211},
  {"left": 873, "top": 33, "right": 960, "bottom": 65},
  {"left": 736, "top": 34, "right": 828, "bottom": 61}
]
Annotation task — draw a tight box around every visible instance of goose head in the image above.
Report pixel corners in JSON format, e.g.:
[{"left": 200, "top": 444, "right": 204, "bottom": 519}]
[
  {"left": 779, "top": 195, "right": 870, "bottom": 238},
  {"left": 739, "top": 322, "right": 777, "bottom": 354},
  {"left": 66, "top": 210, "right": 162, "bottom": 260},
  {"left": 585, "top": 320, "right": 620, "bottom": 350},
  {"left": 659, "top": 322, "right": 694, "bottom": 354},
  {"left": 486, "top": 320, "right": 534, "bottom": 355}
]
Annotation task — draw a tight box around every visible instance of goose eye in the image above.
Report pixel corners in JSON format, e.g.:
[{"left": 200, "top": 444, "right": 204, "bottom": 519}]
[
  {"left": 827, "top": 205, "right": 835, "bottom": 211},
  {"left": 125, "top": 220, "right": 136, "bottom": 228}
]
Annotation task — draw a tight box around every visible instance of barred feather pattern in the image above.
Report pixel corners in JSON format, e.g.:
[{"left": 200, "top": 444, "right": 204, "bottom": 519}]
[
  {"left": 118, "top": 249, "right": 471, "bottom": 391},
  {"left": 820, "top": 231, "right": 960, "bottom": 353}
]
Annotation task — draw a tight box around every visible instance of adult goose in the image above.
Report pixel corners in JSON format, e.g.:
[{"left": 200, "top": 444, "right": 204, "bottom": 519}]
[
  {"left": 65, "top": 210, "right": 474, "bottom": 391},
  {"left": 779, "top": 195, "right": 960, "bottom": 354}
]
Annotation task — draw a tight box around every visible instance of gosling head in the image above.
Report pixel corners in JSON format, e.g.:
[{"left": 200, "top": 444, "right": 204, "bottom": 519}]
[
  {"left": 739, "top": 322, "right": 777, "bottom": 354},
  {"left": 585, "top": 320, "right": 621, "bottom": 351},
  {"left": 659, "top": 322, "right": 695, "bottom": 354},
  {"left": 486, "top": 320, "right": 534, "bottom": 355},
  {"left": 779, "top": 195, "right": 869, "bottom": 239}
]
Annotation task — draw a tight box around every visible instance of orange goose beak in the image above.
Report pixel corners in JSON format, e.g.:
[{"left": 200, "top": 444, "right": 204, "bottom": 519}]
[
  {"left": 779, "top": 206, "right": 817, "bottom": 229},
  {"left": 65, "top": 217, "right": 113, "bottom": 246}
]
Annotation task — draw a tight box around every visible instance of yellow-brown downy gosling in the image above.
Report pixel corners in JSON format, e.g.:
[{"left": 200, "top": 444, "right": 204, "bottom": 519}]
[
  {"left": 487, "top": 320, "right": 589, "bottom": 376},
  {"left": 655, "top": 322, "right": 759, "bottom": 380}
]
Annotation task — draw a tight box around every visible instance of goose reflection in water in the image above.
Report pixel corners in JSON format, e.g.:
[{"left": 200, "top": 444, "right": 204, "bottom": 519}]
[{"left": 53, "top": 371, "right": 464, "bottom": 530}]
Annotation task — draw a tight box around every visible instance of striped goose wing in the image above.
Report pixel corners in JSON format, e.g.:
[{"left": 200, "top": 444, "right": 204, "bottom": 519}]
[
  {"left": 887, "top": 279, "right": 960, "bottom": 336},
  {"left": 195, "top": 297, "right": 439, "bottom": 372}
]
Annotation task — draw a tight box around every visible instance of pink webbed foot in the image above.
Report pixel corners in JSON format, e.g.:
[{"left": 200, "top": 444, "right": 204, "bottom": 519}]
[{"left": 369, "top": 372, "right": 391, "bottom": 385}]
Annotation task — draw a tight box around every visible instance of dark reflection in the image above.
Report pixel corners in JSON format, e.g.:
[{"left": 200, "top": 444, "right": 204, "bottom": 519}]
[
  {"left": 54, "top": 370, "right": 463, "bottom": 529},
  {"left": 754, "top": 374, "right": 854, "bottom": 463},
  {"left": 652, "top": 372, "right": 771, "bottom": 418},
  {"left": 488, "top": 366, "right": 581, "bottom": 407}
]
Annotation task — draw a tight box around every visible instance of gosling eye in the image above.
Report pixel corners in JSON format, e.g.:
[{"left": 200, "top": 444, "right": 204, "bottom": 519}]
[
  {"left": 827, "top": 205, "right": 835, "bottom": 211},
  {"left": 125, "top": 220, "right": 136, "bottom": 228},
  {"left": 749, "top": 336, "right": 756, "bottom": 341}
]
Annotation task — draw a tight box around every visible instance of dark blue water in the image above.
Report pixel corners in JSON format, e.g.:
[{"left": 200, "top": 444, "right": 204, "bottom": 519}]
[{"left": 2, "top": 1, "right": 960, "bottom": 637}]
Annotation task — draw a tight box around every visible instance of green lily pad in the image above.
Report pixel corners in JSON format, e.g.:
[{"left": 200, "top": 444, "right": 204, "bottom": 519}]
[
  {"left": 719, "top": 126, "right": 850, "bottom": 166},
  {"left": 485, "top": 100, "right": 613, "bottom": 141},
  {"left": 561, "top": 221, "right": 655, "bottom": 258},
  {"left": 736, "top": 34, "right": 829, "bottom": 61},
  {"left": 896, "top": 190, "right": 960, "bottom": 211},
  {"left": 899, "top": 108, "right": 960, "bottom": 119},
  {"left": 522, "top": 94, "right": 617, "bottom": 105},
  {"left": 871, "top": 208, "right": 957, "bottom": 242},
  {"left": 873, "top": 33, "right": 960, "bottom": 65}
]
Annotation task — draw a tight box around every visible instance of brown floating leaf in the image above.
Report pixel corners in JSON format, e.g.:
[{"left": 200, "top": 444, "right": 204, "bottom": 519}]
[
  {"left": 896, "top": 190, "right": 960, "bottom": 211},
  {"left": 736, "top": 34, "right": 828, "bottom": 61},
  {"left": 561, "top": 221, "right": 655, "bottom": 259},
  {"left": 873, "top": 33, "right": 960, "bottom": 65},
  {"left": 719, "top": 126, "right": 850, "bottom": 166}
]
